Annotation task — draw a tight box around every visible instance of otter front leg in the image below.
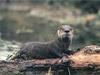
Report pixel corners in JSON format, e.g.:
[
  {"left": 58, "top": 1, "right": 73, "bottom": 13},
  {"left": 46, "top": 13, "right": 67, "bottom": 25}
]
[
  {"left": 64, "top": 50, "right": 75, "bottom": 55},
  {"left": 50, "top": 49, "right": 64, "bottom": 58}
]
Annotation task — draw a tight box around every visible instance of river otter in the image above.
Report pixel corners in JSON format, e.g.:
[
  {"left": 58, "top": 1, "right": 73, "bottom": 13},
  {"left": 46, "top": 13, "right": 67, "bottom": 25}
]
[{"left": 7, "top": 25, "right": 74, "bottom": 60}]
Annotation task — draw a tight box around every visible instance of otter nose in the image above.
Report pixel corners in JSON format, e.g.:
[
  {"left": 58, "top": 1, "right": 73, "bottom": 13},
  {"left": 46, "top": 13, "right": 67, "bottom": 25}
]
[{"left": 65, "top": 30, "right": 70, "bottom": 33}]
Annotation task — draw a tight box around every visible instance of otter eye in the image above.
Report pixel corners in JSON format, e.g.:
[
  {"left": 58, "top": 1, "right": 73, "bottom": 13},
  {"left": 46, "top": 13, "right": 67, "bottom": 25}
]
[{"left": 70, "top": 28, "right": 72, "bottom": 31}]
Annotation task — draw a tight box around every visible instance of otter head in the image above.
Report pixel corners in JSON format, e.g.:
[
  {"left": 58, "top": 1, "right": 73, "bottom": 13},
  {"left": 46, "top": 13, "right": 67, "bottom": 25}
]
[{"left": 57, "top": 25, "right": 73, "bottom": 40}]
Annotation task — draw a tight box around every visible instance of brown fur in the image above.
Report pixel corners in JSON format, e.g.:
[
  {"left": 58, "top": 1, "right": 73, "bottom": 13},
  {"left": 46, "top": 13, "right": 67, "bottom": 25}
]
[{"left": 8, "top": 25, "right": 73, "bottom": 60}]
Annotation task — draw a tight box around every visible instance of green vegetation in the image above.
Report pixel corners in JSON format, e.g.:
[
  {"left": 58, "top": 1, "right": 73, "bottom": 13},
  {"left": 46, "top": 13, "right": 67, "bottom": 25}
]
[{"left": 0, "top": 1, "right": 100, "bottom": 49}]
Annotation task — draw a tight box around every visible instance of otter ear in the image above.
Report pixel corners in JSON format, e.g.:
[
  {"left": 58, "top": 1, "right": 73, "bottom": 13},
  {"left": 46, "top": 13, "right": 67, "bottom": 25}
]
[
  {"left": 57, "top": 26, "right": 60, "bottom": 30},
  {"left": 57, "top": 26, "right": 63, "bottom": 31}
]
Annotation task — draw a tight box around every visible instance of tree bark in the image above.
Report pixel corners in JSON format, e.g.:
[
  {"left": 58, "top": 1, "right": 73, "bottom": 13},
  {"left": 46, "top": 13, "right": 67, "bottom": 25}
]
[{"left": 0, "top": 45, "right": 100, "bottom": 75}]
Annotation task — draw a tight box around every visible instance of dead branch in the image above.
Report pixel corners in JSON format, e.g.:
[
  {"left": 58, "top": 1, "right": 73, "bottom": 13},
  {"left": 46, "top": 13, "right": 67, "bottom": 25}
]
[{"left": 0, "top": 45, "right": 100, "bottom": 75}]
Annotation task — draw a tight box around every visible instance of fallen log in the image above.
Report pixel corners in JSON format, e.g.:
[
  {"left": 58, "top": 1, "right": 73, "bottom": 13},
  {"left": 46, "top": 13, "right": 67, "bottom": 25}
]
[
  {"left": 0, "top": 45, "right": 100, "bottom": 75},
  {"left": 70, "top": 45, "right": 100, "bottom": 69}
]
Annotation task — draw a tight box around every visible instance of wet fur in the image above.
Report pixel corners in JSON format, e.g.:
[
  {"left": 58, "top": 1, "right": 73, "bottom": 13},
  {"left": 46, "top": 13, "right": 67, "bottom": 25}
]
[{"left": 8, "top": 25, "right": 73, "bottom": 60}]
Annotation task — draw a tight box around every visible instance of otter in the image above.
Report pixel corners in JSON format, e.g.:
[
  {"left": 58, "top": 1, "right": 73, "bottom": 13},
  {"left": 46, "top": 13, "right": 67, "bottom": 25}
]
[{"left": 7, "top": 25, "right": 73, "bottom": 60}]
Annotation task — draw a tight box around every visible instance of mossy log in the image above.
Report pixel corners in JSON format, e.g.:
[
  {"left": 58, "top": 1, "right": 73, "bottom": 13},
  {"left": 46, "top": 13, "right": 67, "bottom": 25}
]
[{"left": 0, "top": 45, "right": 100, "bottom": 75}]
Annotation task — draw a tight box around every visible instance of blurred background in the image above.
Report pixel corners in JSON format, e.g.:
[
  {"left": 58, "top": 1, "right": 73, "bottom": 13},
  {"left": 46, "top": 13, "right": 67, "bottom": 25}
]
[{"left": 0, "top": 0, "right": 100, "bottom": 60}]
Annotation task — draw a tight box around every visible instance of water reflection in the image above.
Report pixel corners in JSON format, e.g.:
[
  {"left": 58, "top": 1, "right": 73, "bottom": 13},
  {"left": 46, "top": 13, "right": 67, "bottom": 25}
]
[
  {"left": 0, "top": 51, "right": 13, "bottom": 60},
  {"left": 0, "top": 39, "right": 21, "bottom": 60}
]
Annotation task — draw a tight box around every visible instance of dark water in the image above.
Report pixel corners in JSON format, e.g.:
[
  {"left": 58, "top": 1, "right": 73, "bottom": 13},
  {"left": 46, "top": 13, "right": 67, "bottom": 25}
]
[{"left": 12, "top": 70, "right": 100, "bottom": 75}]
